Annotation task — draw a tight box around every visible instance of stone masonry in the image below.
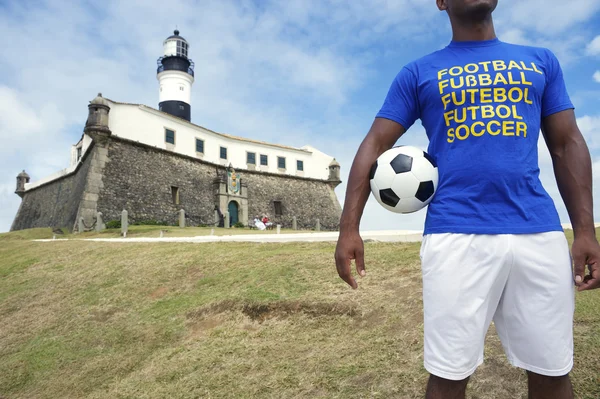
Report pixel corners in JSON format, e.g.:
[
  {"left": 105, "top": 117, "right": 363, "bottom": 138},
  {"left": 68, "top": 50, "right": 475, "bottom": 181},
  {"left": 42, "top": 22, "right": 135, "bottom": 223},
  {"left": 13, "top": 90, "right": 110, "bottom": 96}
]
[
  {"left": 10, "top": 149, "right": 93, "bottom": 231},
  {"left": 95, "top": 136, "right": 342, "bottom": 230}
]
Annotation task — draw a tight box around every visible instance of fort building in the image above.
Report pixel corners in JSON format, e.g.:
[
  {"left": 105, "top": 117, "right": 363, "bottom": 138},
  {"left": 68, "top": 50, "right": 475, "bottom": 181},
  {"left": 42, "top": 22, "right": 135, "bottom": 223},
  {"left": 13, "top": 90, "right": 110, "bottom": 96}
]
[{"left": 11, "top": 30, "right": 342, "bottom": 232}]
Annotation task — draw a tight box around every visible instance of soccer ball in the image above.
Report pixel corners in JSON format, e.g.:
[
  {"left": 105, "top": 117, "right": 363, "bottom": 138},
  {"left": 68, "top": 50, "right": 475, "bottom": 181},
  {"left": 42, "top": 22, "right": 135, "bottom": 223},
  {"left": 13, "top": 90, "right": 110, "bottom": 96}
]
[{"left": 369, "top": 146, "right": 438, "bottom": 213}]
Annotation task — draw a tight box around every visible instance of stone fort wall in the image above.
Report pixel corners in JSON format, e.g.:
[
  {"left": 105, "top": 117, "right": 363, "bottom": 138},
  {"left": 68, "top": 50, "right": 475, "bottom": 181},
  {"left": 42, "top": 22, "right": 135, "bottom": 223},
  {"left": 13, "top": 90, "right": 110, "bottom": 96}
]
[
  {"left": 10, "top": 148, "right": 93, "bottom": 231},
  {"left": 97, "top": 137, "right": 342, "bottom": 230},
  {"left": 11, "top": 136, "right": 341, "bottom": 231}
]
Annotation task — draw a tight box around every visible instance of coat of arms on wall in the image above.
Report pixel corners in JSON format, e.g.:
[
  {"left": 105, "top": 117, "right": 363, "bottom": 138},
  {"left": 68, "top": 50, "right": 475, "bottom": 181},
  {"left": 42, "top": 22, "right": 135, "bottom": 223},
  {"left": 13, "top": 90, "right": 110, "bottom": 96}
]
[{"left": 227, "top": 166, "right": 241, "bottom": 194}]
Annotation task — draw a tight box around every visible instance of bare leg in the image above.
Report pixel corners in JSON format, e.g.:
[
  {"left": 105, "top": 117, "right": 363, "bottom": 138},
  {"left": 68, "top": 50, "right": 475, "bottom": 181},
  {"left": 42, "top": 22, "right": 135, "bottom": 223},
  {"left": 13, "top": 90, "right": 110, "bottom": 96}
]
[
  {"left": 426, "top": 374, "right": 469, "bottom": 399},
  {"left": 527, "top": 372, "right": 573, "bottom": 399}
]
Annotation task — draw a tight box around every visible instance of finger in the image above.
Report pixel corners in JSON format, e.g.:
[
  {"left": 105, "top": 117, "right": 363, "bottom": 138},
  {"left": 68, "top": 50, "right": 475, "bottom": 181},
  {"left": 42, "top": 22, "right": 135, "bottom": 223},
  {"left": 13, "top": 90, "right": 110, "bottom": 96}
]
[
  {"left": 577, "top": 264, "right": 600, "bottom": 291},
  {"left": 336, "top": 255, "right": 358, "bottom": 289},
  {"left": 355, "top": 248, "right": 366, "bottom": 277},
  {"left": 572, "top": 252, "right": 586, "bottom": 286}
]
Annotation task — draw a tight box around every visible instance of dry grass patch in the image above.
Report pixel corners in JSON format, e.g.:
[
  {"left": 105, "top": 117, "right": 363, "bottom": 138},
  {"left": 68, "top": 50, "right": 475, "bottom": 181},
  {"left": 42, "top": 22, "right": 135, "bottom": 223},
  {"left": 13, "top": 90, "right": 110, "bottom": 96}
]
[{"left": 0, "top": 230, "right": 598, "bottom": 398}]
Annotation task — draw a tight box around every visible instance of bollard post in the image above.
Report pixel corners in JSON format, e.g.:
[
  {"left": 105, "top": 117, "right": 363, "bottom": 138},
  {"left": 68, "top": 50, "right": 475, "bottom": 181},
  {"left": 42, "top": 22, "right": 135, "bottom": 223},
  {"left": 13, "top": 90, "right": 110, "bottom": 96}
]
[
  {"left": 179, "top": 209, "right": 185, "bottom": 228},
  {"left": 78, "top": 217, "right": 84, "bottom": 233},
  {"left": 210, "top": 228, "right": 215, "bottom": 236},
  {"left": 96, "top": 212, "right": 104, "bottom": 232},
  {"left": 159, "top": 230, "right": 164, "bottom": 238},
  {"left": 224, "top": 211, "right": 230, "bottom": 229},
  {"left": 316, "top": 218, "right": 321, "bottom": 232},
  {"left": 292, "top": 216, "right": 297, "bottom": 230},
  {"left": 276, "top": 224, "right": 281, "bottom": 234},
  {"left": 121, "top": 210, "right": 128, "bottom": 236}
]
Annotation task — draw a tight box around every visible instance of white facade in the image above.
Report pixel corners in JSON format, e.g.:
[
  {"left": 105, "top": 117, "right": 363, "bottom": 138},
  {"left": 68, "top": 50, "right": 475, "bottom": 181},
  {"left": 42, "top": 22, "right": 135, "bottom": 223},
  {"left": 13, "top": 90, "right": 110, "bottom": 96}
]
[
  {"left": 70, "top": 134, "right": 93, "bottom": 166},
  {"left": 107, "top": 100, "right": 335, "bottom": 180},
  {"left": 24, "top": 99, "right": 338, "bottom": 191},
  {"left": 158, "top": 70, "right": 193, "bottom": 104},
  {"left": 25, "top": 134, "right": 93, "bottom": 191}
]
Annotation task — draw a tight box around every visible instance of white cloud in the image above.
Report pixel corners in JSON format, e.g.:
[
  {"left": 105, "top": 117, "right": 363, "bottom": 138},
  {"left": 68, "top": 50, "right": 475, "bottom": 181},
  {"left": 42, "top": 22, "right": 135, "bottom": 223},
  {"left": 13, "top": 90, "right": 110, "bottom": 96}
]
[
  {"left": 586, "top": 35, "right": 600, "bottom": 56},
  {"left": 577, "top": 115, "right": 600, "bottom": 149},
  {"left": 494, "top": 0, "right": 599, "bottom": 65},
  {"left": 594, "top": 71, "right": 600, "bottom": 83},
  {"left": 496, "top": 0, "right": 600, "bottom": 35},
  {"left": 500, "top": 29, "right": 530, "bottom": 46}
]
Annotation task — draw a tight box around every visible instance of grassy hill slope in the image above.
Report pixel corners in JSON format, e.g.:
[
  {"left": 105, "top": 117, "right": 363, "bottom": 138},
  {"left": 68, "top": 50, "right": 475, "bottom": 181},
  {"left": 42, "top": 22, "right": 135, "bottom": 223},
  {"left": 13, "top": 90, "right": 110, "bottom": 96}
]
[{"left": 0, "top": 230, "right": 598, "bottom": 398}]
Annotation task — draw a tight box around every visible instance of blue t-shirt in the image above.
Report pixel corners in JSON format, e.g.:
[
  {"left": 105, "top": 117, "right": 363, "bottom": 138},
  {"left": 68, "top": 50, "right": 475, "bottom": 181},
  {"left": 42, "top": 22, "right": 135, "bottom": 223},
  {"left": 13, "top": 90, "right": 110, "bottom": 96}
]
[{"left": 376, "top": 38, "right": 574, "bottom": 234}]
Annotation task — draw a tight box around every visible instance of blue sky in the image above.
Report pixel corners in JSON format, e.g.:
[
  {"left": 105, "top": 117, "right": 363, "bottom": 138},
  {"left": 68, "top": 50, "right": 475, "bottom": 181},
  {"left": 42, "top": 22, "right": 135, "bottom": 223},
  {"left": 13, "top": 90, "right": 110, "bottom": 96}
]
[{"left": 1, "top": 0, "right": 600, "bottom": 232}]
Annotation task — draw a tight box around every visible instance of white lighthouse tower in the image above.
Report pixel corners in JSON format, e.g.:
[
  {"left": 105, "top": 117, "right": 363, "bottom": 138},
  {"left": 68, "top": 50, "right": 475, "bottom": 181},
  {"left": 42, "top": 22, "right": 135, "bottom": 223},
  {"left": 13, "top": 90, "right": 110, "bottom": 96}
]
[{"left": 157, "top": 30, "right": 195, "bottom": 121}]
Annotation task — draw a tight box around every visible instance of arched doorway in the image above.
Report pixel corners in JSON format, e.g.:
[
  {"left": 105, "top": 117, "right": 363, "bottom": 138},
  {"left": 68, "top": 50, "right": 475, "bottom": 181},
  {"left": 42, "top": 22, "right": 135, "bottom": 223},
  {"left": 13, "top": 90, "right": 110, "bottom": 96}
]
[{"left": 228, "top": 201, "right": 239, "bottom": 226}]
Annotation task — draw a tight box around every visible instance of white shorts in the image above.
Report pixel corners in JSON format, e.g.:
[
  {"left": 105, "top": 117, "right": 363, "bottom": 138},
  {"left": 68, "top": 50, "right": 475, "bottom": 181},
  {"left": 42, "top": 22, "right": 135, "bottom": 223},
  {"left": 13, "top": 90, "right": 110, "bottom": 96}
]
[{"left": 420, "top": 232, "right": 574, "bottom": 380}]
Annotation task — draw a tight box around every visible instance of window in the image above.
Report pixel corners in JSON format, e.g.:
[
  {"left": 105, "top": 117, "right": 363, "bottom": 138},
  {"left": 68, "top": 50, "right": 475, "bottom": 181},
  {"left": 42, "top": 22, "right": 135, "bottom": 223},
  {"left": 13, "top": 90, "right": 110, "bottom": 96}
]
[
  {"left": 165, "top": 129, "right": 175, "bottom": 144},
  {"left": 171, "top": 186, "right": 180, "bottom": 205},
  {"left": 76, "top": 147, "right": 82, "bottom": 161},
  {"left": 179, "top": 86, "right": 184, "bottom": 91},
  {"left": 247, "top": 152, "right": 256, "bottom": 165},
  {"left": 297, "top": 160, "right": 304, "bottom": 171},
  {"left": 177, "top": 40, "right": 188, "bottom": 57},
  {"left": 220, "top": 146, "right": 228, "bottom": 159},
  {"left": 274, "top": 201, "right": 283, "bottom": 217},
  {"left": 260, "top": 154, "right": 268, "bottom": 166},
  {"left": 277, "top": 156, "right": 286, "bottom": 169},
  {"left": 196, "top": 139, "right": 204, "bottom": 153}
]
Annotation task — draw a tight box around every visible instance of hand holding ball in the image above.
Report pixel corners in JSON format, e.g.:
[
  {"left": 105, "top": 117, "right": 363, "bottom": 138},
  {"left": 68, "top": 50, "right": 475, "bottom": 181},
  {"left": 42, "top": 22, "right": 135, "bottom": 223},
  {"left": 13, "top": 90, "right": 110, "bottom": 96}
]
[{"left": 369, "top": 146, "right": 438, "bottom": 213}]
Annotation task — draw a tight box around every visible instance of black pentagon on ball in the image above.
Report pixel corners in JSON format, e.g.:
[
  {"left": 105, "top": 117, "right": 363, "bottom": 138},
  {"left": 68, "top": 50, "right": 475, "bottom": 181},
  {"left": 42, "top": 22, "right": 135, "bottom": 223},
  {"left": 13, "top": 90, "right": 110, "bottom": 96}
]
[
  {"left": 415, "top": 181, "right": 435, "bottom": 202},
  {"left": 380, "top": 188, "right": 400, "bottom": 207},
  {"left": 390, "top": 154, "right": 413, "bottom": 174},
  {"left": 369, "top": 161, "right": 377, "bottom": 180},
  {"left": 422, "top": 151, "right": 437, "bottom": 168}
]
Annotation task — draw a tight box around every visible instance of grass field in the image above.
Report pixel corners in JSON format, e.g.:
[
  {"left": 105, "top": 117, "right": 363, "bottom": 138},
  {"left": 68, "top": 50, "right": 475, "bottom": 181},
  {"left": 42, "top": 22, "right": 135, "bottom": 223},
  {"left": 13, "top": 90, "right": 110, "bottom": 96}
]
[
  {"left": 0, "top": 229, "right": 598, "bottom": 398},
  {"left": 0, "top": 225, "right": 304, "bottom": 241}
]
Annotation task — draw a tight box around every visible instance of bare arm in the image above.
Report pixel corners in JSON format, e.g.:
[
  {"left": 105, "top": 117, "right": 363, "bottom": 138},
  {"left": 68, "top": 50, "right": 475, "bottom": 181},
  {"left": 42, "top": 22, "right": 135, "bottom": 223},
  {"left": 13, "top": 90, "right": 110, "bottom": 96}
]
[
  {"left": 542, "top": 109, "right": 600, "bottom": 290},
  {"left": 340, "top": 118, "right": 407, "bottom": 232},
  {"left": 335, "top": 118, "right": 406, "bottom": 289}
]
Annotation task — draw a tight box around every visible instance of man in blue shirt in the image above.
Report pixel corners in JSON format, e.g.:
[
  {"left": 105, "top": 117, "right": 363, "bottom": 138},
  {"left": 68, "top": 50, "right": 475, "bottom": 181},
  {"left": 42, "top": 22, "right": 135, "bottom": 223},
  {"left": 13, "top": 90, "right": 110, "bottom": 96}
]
[{"left": 335, "top": 1, "right": 600, "bottom": 398}]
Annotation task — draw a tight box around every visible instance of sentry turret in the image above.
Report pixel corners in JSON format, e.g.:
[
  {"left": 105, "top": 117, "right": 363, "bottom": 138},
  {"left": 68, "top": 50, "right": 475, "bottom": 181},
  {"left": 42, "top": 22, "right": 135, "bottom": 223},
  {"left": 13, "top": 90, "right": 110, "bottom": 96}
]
[
  {"left": 15, "top": 170, "right": 30, "bottom": 197},
  {"left": 157, "top": 30, "right": 195, "bottom": 122}
]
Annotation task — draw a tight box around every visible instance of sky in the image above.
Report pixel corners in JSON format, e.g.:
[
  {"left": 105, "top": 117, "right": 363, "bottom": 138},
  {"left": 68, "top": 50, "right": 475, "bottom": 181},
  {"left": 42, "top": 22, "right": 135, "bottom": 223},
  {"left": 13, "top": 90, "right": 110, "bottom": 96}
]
[{"left": 1, "top": 0, "right": 600, "bottom": 233}]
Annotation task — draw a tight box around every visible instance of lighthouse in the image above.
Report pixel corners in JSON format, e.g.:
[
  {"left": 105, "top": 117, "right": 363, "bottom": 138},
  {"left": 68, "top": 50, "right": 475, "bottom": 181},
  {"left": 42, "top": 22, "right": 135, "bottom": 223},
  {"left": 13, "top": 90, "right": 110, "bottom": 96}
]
[{"left": 157, "top": 30, "right": 195, "bottom": 121}]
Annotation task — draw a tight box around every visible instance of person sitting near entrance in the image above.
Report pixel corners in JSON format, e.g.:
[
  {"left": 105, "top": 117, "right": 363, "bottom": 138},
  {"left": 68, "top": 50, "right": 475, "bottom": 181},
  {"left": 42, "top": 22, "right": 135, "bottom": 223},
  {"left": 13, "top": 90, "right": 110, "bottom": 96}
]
[
  {"left": 262, "top": 216, "right": 274, "bottom": 230},
  {"left": 254, "top": 217, "right": 266, "bottom": 231}
]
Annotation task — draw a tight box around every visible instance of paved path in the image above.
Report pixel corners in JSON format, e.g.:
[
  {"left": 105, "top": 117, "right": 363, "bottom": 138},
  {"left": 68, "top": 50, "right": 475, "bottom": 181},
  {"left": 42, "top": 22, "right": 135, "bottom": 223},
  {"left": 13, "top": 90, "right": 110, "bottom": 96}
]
[{"left": 34, "top": 230, "right": 424, "bottom": 244}]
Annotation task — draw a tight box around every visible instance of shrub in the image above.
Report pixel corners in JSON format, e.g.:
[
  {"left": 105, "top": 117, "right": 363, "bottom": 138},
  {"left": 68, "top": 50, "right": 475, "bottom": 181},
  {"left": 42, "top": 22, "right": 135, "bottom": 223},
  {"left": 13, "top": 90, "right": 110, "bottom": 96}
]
[
  {"left": 233, "top": 222, "right": 245, "bottom": 228},
  {"left": 132, "top": 219, "right": 162, "bottom": 226},
  {"left": 105, "top": 220, "right": 121, "bottom": 229}
]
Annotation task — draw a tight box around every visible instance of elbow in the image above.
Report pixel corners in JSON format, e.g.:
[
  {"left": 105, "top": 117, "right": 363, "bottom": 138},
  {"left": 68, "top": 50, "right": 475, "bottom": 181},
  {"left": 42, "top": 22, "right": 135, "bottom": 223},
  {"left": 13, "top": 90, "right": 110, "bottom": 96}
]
[{"left": 549, "top": 134, "right": 589, "bottom": 162}]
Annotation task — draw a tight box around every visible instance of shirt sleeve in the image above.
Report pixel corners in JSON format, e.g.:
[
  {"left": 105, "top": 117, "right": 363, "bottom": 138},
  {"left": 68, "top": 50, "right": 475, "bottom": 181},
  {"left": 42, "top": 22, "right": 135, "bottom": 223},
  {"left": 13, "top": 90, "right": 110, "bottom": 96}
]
[
  {"left": 376, "top": 67, "right": 420, "bottom": 130},
  {"left": 541, "top": 50, "right": 574, "bottom": 118}
]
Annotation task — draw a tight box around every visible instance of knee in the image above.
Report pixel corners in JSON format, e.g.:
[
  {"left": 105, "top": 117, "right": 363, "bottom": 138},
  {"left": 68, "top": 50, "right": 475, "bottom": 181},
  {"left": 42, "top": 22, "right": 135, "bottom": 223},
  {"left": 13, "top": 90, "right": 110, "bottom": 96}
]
[
  {"left": 527, "top": 371, "right": 570, "bottom": 382},
  {"left": 428, "top": 373, "right": 470, "bottom": 391}
]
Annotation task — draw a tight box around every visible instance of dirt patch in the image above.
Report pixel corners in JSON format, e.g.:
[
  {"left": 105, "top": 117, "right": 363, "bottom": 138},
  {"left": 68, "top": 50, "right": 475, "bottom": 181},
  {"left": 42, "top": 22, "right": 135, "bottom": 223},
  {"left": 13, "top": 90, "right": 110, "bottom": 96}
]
[
  {"left": 359, "top": 309, "right": 387, "bottom": 327},
  {"left": 241, "top": 301, "right": 357, "bottom": 322},
  {"left": 187, "top": 315, "right": 224, "bottom": 339},
  {"left": 187, "top": 300, "right": 358, "bottom": 323},
  {"left": 186, "top": 267, "right": 204, "bottom": 280},
  {"left": 90, "top": 307, "right": 120, "bottom": 322},
  {"left": 149, "top": 287, "right": 168, "bottom": 299}
]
